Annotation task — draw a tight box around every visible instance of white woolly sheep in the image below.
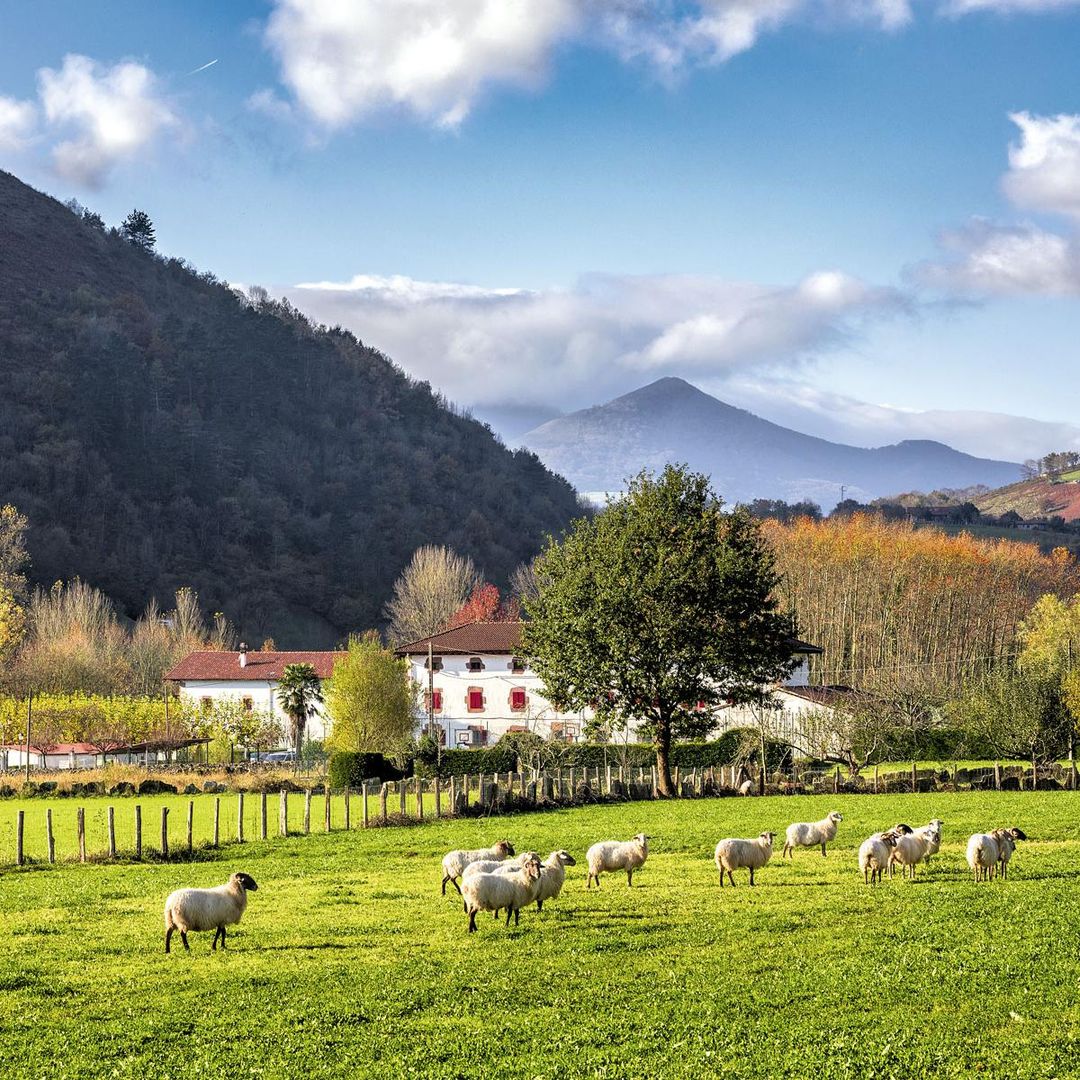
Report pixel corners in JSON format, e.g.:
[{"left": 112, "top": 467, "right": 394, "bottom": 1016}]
[
  {"left": 783, "top": 811, "right": 843, "bottom": 858},
  {"left": 967, "top": 827, "right": 1027, "bottom": 882},
  {"left": 462, "top": 854, "right": 543, "bottom": 932},
  {"left": 714, "top": 832, "right": 775, "bottom": 887},
  {"left": 890, "top": 830, "right": 933, "bottom": 879},
  {"left": 462, "top": 852, "right": 538, "bottom": 918},
  {"left": 996, "top": 827, "right": 1027, "bottom": 879},
  {"left": 535, "top": 850, "right": 576, "bottom": 912},
  {"left": 738, "top": 779, "right": 755, "bottom": 796},
  {"left": 916, "top": 819, "right": 944, "bottom": 864},
  {"left": 164, "top": 872, "right": 258, "bottom": 953},
  {"left": 586, "top": 834, "right": 649, "bottom": 888},
  {"left": 441, "top": 839, "right": 515, "bottom": 895},
  {"left": 858, "top": 825, "right": 911, "bottom": 885}
]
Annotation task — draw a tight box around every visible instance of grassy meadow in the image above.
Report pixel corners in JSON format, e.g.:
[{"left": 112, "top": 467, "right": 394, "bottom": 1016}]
[{"left": 2, "top": 791, "right": 1079, "bottom": 1078}]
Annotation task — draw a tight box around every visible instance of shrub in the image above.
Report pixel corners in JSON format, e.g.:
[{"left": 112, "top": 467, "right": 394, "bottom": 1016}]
[{"left": 328, "top": 751, "right": 405, "bottom": 789}]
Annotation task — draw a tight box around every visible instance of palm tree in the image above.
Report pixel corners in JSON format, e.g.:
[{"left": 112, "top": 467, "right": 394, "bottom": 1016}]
[{"left": 276, "top": 663, "right": 324, "bottom": 768}]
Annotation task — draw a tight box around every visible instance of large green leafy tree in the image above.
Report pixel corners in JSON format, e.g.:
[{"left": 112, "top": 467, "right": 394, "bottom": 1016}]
[
  {"left": 523, "top": 465, "right": 798, "bottom": 796},
  {"left": 276, "top": 663, "right": 324, "bottom": 765},
  {"left": 324, "top": 632, "right": 416, "bottom": 756}
]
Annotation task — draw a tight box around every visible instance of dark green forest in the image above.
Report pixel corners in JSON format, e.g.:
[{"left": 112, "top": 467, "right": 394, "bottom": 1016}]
[{"left": 0, "top": 171, "right": 582, "bottom": 645}]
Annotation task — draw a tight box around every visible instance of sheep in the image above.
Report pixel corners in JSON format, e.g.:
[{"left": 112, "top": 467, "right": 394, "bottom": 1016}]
[
  {"left": 461, "top": 851, "right": 537, "bottom": 918},
  {"left": 996, "top": 827, "right": 1027, "bottom": 879},
  {"left": 738, "top": 779, "right": 755, "bottom": 796},
  {"left": 858, "top": 825, "right": 911, "bottom": 885},
  {"left": 164, "top": 872, "right": 258, "bottom": 953},
  {"left": 586, "top": 834, "right": 648, "bottom": 888},
  {"left": 919, "top": 819, "right": 944, "bottom": 864},
  {"left": 441, "top": 840, "right": 515, "bottom": 895},
  {"left": 462, "top": 854, "right": 543, "bottom": 932},
  {"left": 534, "top": 850, "right": 576, "bottom": 912},
  {"left": 890, "top": 830, "right": 933, "bottom": 879},
  {"left": 714, "top": 832, "right": 775, "bottom": 887},
  {"left": 783, "top": 811, "right": 843, "bottom": 858},
  {"left": 967, "top": 827, "right": 1027, "bottom": 882}
]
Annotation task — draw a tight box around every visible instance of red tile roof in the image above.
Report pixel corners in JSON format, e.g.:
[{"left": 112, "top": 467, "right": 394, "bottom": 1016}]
[
  {"left": 1, "top": 742, "right": 100, "bottom": 754},
  {"left": 396, "top": 622, "right": 524, "bottom": 656},
  {"left": 164, "top": 651, "right": 345, "bottom": 682}
]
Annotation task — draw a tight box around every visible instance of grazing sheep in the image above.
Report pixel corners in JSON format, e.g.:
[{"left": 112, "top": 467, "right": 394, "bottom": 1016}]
[
  {"left": 586, "top": 834, "right": 649, "bottom": 888},
  {"left": 462, "top": 854, "right": 543, "bottom": 932},
  {"left": 738, "top": 779, "right": 755, "bottom": 796},
  {"left": 714, "top": 832, "right": 775, "bottom": 887},
  {"left": 783, "top": 811, "right": 843, "bottom": 858},
  {"left": 535, "top": 850, "right": 576, "bottom": 912},
  {"left": 858, "top": 825, "right": 911, "bottom": 885},
  {"left": 441, "top": 840, "right": 515, "bottom": 895},
  {"left": 164, "top": 872, "right": 258, "bottom": 953},
  {"left": 462, "top": 851, "right": 538, "bottom": 918}
]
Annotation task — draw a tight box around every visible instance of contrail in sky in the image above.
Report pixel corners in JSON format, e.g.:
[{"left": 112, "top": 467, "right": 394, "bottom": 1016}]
[{"left": 186, "top": 59, "right": 219, "bottom": 76}]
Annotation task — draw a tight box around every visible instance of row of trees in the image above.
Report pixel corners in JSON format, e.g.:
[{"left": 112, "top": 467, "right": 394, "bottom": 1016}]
[{"left": 1022, "top": 451, "right": 1080, "bottom": 479}]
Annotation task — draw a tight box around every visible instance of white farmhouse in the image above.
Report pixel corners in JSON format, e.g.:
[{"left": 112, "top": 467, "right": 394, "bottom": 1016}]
[
  {"left": 396, "top": 621, "right": 835, "bottom": 749},
  {"left": 165, "top": 646, "right": 343, "bottom": 742}
]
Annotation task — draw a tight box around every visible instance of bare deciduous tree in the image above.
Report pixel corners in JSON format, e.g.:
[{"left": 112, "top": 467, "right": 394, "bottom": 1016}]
[{"left": 384, "top": 545, "right": 480, "bottom": 646}]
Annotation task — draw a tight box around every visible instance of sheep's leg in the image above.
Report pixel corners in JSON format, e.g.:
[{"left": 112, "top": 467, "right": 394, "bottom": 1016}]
[
  {"left": 536, "top": 899, "right": 543, "bottom": 912},
  {"left": 468, "top": 910, "right": 478, "bottom": 933},
  {"left": 820, "top": 842, "right": 827, "bottom": 857},
  {"left": 626, "top": 869, "right": 633, "bottom": 887},
  {"left": 514, "top": 908, "right": 521, "bottom": 926},
  {"left": 782, "top": 844, "right": 790, "bottom": 858},
  {"left": 449, "top": 876, "right": 462, "bottom": 896},
  {"left": 165, "top": 928, "right": 173, "bottom": 954},
  {"left": 749, "top": 867, "right": 755, "bottom": 887},
  {"left": 727, "top": 869, "right": 736, "bottom": 888},
  {"left": 718, "top": 867, "right": 724, "bottom": 888},
  {"left": 442, "top": 875, "right": 449, "bottom": 895},
  {"left": 180, "top": 931, "right": 190, "bottom": 952}
]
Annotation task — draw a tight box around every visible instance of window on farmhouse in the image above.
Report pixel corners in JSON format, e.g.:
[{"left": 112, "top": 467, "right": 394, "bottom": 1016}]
[
  {"left": 467, "top": 688, "right": 485, "bottom": 712},
  {"left": 424, "top": 689, "right": 443, "bottom": 713},
  {"left": 510, "top": 688, "right": 527, "bottom": 711},
  {"left": 467, "top": 656, "right": 485, "bottom": 672},
  {"left": 242, "top": 696, "right": 253, "bottom": 712},
  {"left": 425, "top": 655, "right": 443, "bottom": 672},
  {"left": 510, "top": 657, "right": 526, "bottom": 674}
]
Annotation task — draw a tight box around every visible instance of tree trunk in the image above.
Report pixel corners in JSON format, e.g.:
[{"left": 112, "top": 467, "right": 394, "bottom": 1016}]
[
  {"left": 655, "top": 720, "right": 674, "bottom": 797},
  {"left": 294, "top": 716, "right": 304, "bottom": 772}
]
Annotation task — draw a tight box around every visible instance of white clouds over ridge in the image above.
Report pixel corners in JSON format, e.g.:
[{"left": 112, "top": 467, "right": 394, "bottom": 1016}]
[
  {"left": 287, "top": 269, "right": 906, "bottom": 411},
  {"left": 0, "top": 55, "right": 175, "bottom": 188}
]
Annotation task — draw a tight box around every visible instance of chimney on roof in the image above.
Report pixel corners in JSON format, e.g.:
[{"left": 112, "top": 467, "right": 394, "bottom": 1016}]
[{"left": 239, "top": 643, "right": 247, "bottom": 668}]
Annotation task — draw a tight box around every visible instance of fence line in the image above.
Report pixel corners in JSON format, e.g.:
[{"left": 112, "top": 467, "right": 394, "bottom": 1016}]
[{"left": 5, "top": 761, "right": 1078, "bottom": 868}]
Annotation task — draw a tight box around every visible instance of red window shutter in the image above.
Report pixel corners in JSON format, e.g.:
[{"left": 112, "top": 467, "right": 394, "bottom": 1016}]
[
  {"left": 468, "top": 689, "right": 484, "bottom": 711},
  {"left": 511, "top": 688, "right": 526, "bottom": 710},
  {"left": 432, "top": 690, "right": 443, "bottom": 711}
]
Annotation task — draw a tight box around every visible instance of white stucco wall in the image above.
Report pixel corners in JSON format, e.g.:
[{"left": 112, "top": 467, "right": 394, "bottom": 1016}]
[{"left": 174, "top": 679, "right": 330, "bottom": 743}]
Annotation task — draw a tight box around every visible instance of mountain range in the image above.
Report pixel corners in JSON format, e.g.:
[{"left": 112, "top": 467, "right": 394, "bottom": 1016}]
[
  {"left": 0, "top": 170, "right": 581, "bottom": 645},
  {"left": 521, "top": 378, "right": 1021, "bottom": 506}
]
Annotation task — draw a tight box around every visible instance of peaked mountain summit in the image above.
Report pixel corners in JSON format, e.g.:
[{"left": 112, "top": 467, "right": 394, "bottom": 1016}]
[
  {"left": 0, "top": 170, "right": 581, "bottom": 644},
  {"left": 521, "top": 378, "right": 1020, "bottom": 506}
]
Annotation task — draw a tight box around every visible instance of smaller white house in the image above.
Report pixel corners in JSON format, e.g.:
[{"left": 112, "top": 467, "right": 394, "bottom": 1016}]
[{"left": 165, "top": 646, "right": 343, "bottom": 743}]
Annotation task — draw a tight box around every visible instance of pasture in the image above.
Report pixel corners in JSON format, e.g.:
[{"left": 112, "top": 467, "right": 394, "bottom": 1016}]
[{"left": 2, "top": 791, "right": 1079, "bottom": 1078}]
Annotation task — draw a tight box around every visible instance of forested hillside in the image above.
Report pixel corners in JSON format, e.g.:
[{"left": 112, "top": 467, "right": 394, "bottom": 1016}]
[{"left": 0, "top": 171, "right": 581, "bottom": 645}]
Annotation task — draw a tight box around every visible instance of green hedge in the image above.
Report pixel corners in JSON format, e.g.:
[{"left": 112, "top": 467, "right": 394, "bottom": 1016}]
[
  {"left": 883, "top": 726, "right": 997, "bottom": 763},
  {"left": 328, "top": 752, "right": 406, "bottom": 788}
]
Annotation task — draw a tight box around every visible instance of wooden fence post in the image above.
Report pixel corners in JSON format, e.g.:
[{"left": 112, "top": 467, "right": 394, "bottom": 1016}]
[
  {"left": 873, "top": 765, "right": 879, "bottom": 794},
  {"left": 46, "top": 807, "right": 55, "bottom": 864},
  {"left": 324, "top": 786, "right": 332, "bottom": 832},
  {"left": 160, "top": 807, "right": 169, "bottom": 858},
  {"left": 237, "top": 793, "right": 244, "bottom": 843},
  {"left": 187, "top": 800, "right": 194, "bottom": 852},
  {"left": 304, "top": 790, "right": 312, "bottom": 835},
  {"left": 16, "top": 810, "right": 24, "bottom": 866},
  {"left": 399, "top": 779, "right": 407, "bottom": 818},
  {"left": 362, "top": 781, "right": 369, "bottom": 828},
  {"left": 651, "top": 766, "right": 658, "bottom": 798},
  {"left": 77, "top": 807, "right": 86, "bottom": 863},
  {"left": 833, "top": 766, "right": 840, "bottom": 795},
  {"left": 417, "top": 778, "right": 424, "bottom": 820},
  {"left": 135, "top": 804, "right": 143, "bottom": 859},
  {"left": 994, "top": 761, "right": 1002, "bottom": 791},
  {"left": 213, "top": 798, "right": 220, "bottom": 847},
  {"left": 449, "top": 775, "right": 457, "bottom": 814},
  {"left": 380, "top": 783, "right": 388, "bottom": 823},
  {"left": 434, "top": 776, "right": 442, "bottom": 818},
  {"left": 477, "top": 773, "right": 485, "bottom": 807},
  {"left": 107, "top": 806, "right": 116, "bottom": 858},
  {"left": 280, "top": 789, "right": 288, "bottom": 837},
  {"left": 911, "top": 761, "right": 917, "bottom": 793},
  {"left": 344, "top": 786, "right": 351, "bottom": 830},
  {"left": 260, "top": 793, "right": 268, "bottom": 840}
]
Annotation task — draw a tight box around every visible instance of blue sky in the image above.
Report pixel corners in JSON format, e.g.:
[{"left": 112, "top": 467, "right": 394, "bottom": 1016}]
[{"left": 2, "top": 0, "right": 1080, "bottom": 458}]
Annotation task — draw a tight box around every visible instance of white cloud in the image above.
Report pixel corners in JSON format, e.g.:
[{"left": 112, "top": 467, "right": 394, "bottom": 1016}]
[
  {"left": 37, "top": 54, "right": 176, "bottom": 188},
  {"left": 285, "top": 269, "right": 907, "bottom": 411},
  {"left": 942, "top": 0, "right": 1080, "bottom": 13},
  {"left": 915, "top": 219, "right": 1080, "bottom": 295},
  {"left": 261, "top": 0, "right": 923, "bottom": 129},
  {"left": 0, "top": 96, "right": 37, "bottom": 153},
  {"left": 720, "top": 377, "right": 1080, "bottom": 460},
  {"left": 263, "top": 0, "right": 582, "bottom": 128},
  {"left": 1003, "top": 111, "right": 1080, "bottom": 219}
]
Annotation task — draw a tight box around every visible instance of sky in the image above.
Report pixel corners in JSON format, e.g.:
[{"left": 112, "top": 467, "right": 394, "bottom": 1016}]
[{"left": 2, "top": 0, "right": 1080, "bottom": 459}]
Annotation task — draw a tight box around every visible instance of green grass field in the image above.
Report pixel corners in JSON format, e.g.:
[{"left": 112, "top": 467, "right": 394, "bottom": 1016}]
[{"left": 2, "top": 792, "right": 1079, "bottom": 1079}]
